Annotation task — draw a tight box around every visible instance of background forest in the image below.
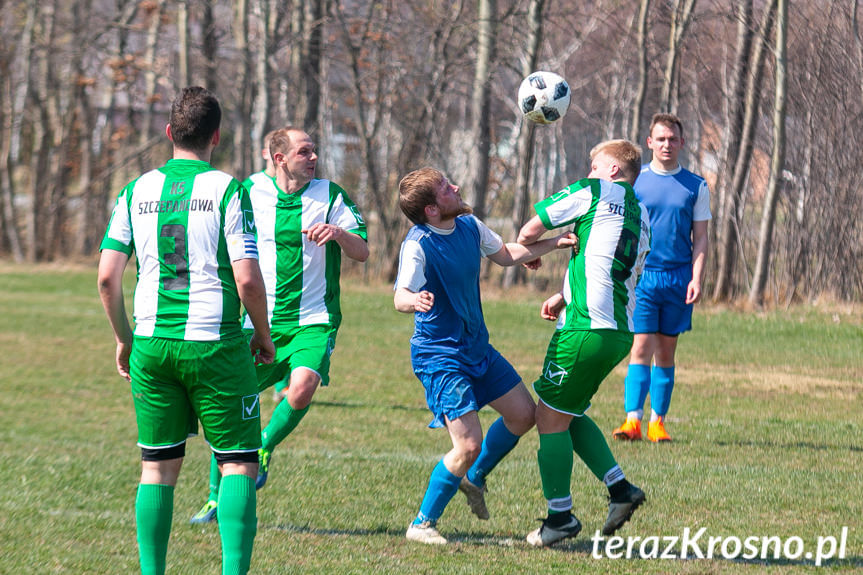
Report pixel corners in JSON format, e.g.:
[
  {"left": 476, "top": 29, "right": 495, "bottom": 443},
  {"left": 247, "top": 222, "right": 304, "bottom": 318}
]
[{"left": 1, "top": 0, "right": 861, "bottom": 305}]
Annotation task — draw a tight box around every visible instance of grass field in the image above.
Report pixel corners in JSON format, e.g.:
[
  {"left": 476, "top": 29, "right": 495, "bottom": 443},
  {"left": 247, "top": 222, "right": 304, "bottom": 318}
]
[{"left": 0, "top": 263, "right": 860, "bottom": 574}]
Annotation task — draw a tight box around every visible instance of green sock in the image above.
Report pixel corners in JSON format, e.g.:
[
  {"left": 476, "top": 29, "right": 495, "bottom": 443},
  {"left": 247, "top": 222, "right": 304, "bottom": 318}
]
[
  {"left": 218, "top": 474, "right": 257, "bottom": 575},
  {"left": 568, "top": 415, "right": 618, "bottom": 481},
  {"left": 208, "top": 453, "right": 221, "bottom": 501},
  {"left": 261, "top": 401, "right": 310, "bottom": 452},
  {"left": 136, "top": 483, "right": 174, "bottom": 575},
  {"left": 537, "top": 431, "right": 574, "bottom": 508}
]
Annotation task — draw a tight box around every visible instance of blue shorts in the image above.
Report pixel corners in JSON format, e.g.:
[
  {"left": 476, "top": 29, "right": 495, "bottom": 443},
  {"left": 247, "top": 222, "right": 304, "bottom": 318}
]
[
  {"left": 633, "top": 267, "right": 693, "bottom": 336},
  {"left": 412, "top": 346, "right": 521, "bottom": 429}
]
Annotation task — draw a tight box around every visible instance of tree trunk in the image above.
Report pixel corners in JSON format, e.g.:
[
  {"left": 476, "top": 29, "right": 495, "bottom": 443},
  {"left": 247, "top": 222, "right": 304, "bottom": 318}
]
[
  {"left": 629, "top": 0, "right": 651, "bottom": 142},
  {"left": 712, "top": 0, "right": 777, "bottom": 301},
  {"left": 659, "top": 0, "right": 697, "bottom": 114},
  {"left": 177, "top": 0, "right": 190, "bottom": 87},
  {"left": 748, "top": 0, "right": 786, "bottom": 306},
  {"left": 233, "top": 0, "right": 252, "bottom": 177},
  {"left": 137, "top": 0, "right": 165, "bottom": 173},
  {"left": 503, "top": 0, "right": 545, "bottom": 288},
  {"left": 466, "top": 0, "right": 497, "bottom": 220}
]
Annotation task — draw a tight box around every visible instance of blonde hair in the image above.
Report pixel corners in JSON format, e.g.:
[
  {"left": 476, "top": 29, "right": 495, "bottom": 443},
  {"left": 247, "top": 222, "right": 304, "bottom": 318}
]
[{"left": 590, "top": 139, "right": 642, "bottom": 185}]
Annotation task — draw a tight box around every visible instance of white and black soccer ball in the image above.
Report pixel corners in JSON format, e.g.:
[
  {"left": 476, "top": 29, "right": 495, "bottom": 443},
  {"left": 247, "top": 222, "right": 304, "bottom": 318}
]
[{"left": 518, "top": 71, "right": 571, "bottom": 125}]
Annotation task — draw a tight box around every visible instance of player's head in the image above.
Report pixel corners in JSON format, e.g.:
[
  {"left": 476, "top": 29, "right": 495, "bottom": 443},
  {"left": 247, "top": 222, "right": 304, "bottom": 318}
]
[
  {"left": 647, "top": 113, "right": 684, "bottom": 168},
  {"left": 167, "top": 87, "right": 221, "bottom": 153},
  {"left": 399, "top": 167, "right": 471, "bottom": 225},
  {"left": 269, "top": 127, "right": 317, "bottom": 185},
  {"left": 589, "top": 139, "right": 642, "bottom": 185}
]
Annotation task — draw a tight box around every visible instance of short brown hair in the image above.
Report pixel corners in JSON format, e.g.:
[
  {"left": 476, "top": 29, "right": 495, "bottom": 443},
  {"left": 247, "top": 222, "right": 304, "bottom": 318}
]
[
  {"left": 169, "top": 87, "right": 221, "bottom": 152},
  {"left": 267, "top": 126, "right": 304, "bottom": 161},
  {"left": 398, "top": 168, "right": 445, "bottom": 225},
  {"left": 590, "top": 139, "right": 642, "bottom": 185},
  {"left": 649, "top": 113, "right": 684, "bottom": 139}
]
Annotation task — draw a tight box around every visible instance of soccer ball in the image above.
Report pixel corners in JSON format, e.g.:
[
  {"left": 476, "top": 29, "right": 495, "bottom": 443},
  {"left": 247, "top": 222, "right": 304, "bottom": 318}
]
[{"left": 518, "top": 71, "right": 571, "bottom": 125}]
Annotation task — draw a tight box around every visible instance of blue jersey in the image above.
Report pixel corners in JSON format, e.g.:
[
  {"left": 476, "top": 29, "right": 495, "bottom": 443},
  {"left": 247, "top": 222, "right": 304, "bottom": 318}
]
[
  {"left": 398, "top": 216, "right": 494, "bottom": 364},
  {"left": 634, "top": 164, "right": 711, "bottom": 271}
]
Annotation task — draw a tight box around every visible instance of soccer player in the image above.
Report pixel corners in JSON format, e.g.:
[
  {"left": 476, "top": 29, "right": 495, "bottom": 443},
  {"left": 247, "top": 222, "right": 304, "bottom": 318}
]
[
  {"left": 517, "top": 139, "right": 651, "bottom": 547},
  {"left": 97, "top": 86, "right": 274, "bottom": 574},
  {"left": 394, "top": 167, "right": 577, "bottom": 545},
  {"left": 190, "top": 127, "right": 368, "bottom": 523},
  {"left": 612, "top": 113, "right": 711, "bottom": 443},
  {"left": 190, "top": 129, "right": 279, "bottom": 524}
]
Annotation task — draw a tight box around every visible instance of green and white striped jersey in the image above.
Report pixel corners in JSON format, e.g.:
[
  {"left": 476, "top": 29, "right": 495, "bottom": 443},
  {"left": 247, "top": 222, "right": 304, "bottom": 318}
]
[
  {"left": 261, "top": 178, "right": 367, "bottom": 331},
  {"left": 534, "top": 178, "right": 651, "bottom": 332},
  {"left": 241, "top": 171, "right": 279, "bottom": 329},
  {"left": 100, "top": 159, "right": 258, "bottom": 341}
]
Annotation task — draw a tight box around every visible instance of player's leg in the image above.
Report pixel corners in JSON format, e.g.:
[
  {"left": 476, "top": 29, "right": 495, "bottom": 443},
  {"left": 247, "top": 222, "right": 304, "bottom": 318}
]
[
  {"left": 257, "top": 326, "right": 332, "bottom": 489},
  {"left": 527, "top": 401, "right": 582, "bottom": 547},
  {"left": 648, "top": 334, "right": 678, "bottom": 442},
  {"left": 459, "top": 351, "right": 532, "bottom": 519},
  {"left": 129, "top": 336, "right": 194, "bottom": 574},
  {"left": 408, "top": 411, "right": 483, "bottom": 544},
  {"left": 189, "top": 454, "right": 221, "bottom": 523},
  {"left": 648, "top": 266, "right": 693, "bottom": 442},
  {"left": 191, "top": 337, "right": 261, "bottom": 574},
  {"left": 615, "top": 272, "right": 661, "bottom": 440},
  {"left": 137, "top": 456, "right": 184, "bottom": 575},
  {"left": 216, "top": 459, "right": 258, "bottom": 575}
]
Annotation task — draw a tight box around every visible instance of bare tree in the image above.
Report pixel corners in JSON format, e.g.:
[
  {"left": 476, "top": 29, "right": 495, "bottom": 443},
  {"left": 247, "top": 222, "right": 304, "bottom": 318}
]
[
  {"left": 465, "top": 0, "right": 497, "bottom": 220},
  {"left": 659, "top": 0, "right": 697, "bottom": 113},
  {"left": 629, "top": 0, "right": 651, "bottom": 142},
  {"left": 748, "top": 0, "right": 786, "bottom": 306},
  {"left": 712, "top": 0, "right": 777, "bottom": 301},
  {"left": 503, "top": 0, "right": 546, "bottom": 288}
]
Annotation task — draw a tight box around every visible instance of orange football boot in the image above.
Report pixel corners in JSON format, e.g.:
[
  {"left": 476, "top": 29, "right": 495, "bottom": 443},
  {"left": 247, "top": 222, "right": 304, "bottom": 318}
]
[
  {"left": 612, "top": 417, "right": 642, "bottom": 441},
  {"left": 647, "top": 416, "right": 672, "bottom": 442}
]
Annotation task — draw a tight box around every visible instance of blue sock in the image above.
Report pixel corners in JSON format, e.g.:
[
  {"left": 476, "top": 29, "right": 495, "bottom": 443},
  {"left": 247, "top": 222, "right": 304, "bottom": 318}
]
[
  {"left": 650, "top": 366, "right": 675, "bottom": 416},
  {"left": 624, "top": 364, "right": 651, "bottom": 414},
  {"left": 466, "top": 417, "right": 520, "bottom": 487},
  {"left": 414, "top": 459, "right": 462, "bottom": 525}
]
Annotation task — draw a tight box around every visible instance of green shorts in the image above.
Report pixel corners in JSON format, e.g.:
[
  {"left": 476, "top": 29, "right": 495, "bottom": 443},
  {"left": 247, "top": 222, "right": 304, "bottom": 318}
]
[
  {"left": 130, "top": 335, "right": 261, "bottom": 455},
  {"left": 249, "top": 325, "right": 337, "bottom": 393},
  {"left": 533, "top": 329, "right": 633, "bottom": 416}
]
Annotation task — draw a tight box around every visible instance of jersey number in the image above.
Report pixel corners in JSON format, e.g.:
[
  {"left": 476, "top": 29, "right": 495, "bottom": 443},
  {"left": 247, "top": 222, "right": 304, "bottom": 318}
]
[
  {"left": 611, "top": 227, "right": 638, "bottom": 282},
  {"left": 160, "top": 223, "right": 189, "bottom": 290}
]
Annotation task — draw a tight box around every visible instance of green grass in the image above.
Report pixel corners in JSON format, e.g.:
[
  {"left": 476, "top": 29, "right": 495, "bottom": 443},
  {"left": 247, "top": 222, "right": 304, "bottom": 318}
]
[{"left": 0, "top": 263, "right": 860, "bottom": 573}]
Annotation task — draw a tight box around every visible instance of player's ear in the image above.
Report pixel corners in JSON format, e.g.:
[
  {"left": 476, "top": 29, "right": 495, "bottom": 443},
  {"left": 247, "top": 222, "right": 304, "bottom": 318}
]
[
  {"left": 424, "top": 204, "right": 438, "bottom": 219},
  {"left": 211, "top": 129, "right": 220, "bottom": 147},
  {"left": 165, "top": 123, "right": 173, "bottom": 142}
]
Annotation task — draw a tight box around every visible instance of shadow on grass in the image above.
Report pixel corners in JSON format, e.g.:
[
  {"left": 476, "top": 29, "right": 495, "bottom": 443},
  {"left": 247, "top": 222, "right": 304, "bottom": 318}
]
[
  {"left": 314, "top": 399, "right": 428, "bottom": 413},
  {"left": 716, "top": 439, "right": 862, "bottom": 453},
  {"left": 262, "top": 521, "right": 861, "bottom": 569}
]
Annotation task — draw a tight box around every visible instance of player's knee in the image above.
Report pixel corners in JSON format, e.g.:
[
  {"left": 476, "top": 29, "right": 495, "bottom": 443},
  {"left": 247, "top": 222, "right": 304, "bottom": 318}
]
[{"left": 504, "top": 410, "right": 535, "bottom": 436}]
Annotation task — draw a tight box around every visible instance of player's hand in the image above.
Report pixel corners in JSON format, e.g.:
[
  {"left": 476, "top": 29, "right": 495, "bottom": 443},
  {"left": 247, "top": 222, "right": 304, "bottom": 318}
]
[
  {"left": 686, "top": 280, "right": 702, "bottom": 304},
  {"left": 414, "top": 290, "right": 434, "bottom": 312},
  {"left": 250, "top": 332, "right": 275, "bottom": 365},
  {"left": 555, "top": 232, "right": 579, "bottom": 253},
  {"left": 540, "top": 292, "right": 565, "bottom": 321},
  {"left": 523, "top": 257, "right": 542, "bottom": 270},
  {"left": 303, "top": 223, "right": 342, "bottom": 246},
  {"left": 116, "top": 341, "right": 132, "bottom": 381}
]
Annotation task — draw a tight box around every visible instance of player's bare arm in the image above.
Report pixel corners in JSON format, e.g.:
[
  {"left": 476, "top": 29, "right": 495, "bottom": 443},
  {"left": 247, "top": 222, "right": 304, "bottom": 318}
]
[
  {"left": 515, "top": 215, "right": 549, "bottom": 246},
  {"left": 97, "top": 249, "right": 134, "bottom": 380},
  {"left": 231, "top": 258, "right": 275, "bottom": 364},
  {"left": 303, "top": 223, "right": 370, "bottom": 262},
  {"left": 687, "top": 219, "right": 709, "bottom": 304},
  {"left": 488, "top": 232, "right": 576, "bottom": 267},
  {"left": 394, "top": 287, "right": 434, "bottom": 314}
]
